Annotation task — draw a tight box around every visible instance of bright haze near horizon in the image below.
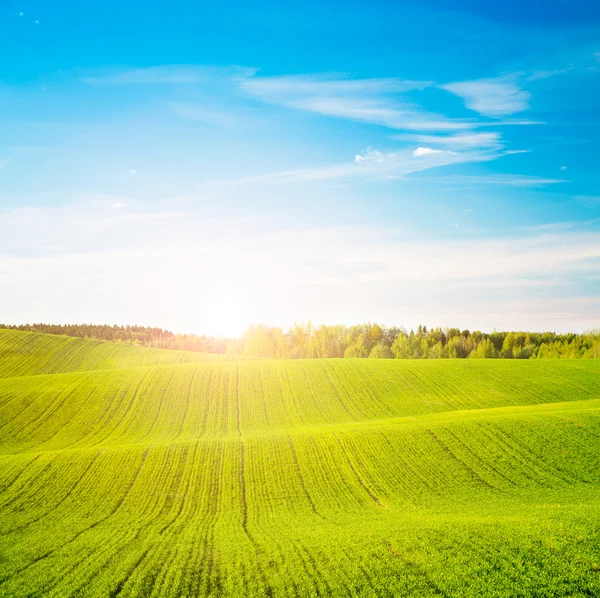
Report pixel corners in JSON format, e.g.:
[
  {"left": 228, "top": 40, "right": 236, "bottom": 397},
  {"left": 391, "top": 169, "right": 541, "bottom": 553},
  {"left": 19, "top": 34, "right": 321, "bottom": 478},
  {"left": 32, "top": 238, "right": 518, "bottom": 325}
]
[{"left": 1, "top": 0, "right": 600, "bottom": 337}]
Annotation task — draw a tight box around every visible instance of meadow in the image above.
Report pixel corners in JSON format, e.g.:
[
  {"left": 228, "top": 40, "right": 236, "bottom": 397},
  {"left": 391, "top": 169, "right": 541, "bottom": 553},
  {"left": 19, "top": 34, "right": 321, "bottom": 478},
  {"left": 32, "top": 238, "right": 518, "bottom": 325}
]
[{"left": 0, "top": 328, "right": 599, "bottom": 596}]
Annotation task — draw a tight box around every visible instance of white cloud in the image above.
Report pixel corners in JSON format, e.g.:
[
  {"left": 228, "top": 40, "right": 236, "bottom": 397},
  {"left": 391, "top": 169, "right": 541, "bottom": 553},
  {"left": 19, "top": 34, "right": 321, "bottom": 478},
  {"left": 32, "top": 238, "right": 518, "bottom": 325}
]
[
  {"left": 396, "top": 132, "right": 502, "bottom": 150},
  {"left": 503, "top": 149, "right": 530, "bottom": 156},
  {"left": 82, "top": 65, "right": 256, "bottom": 85},
  {"left": 526, "top": 68, "right": 574, "bottom": 82},
  {"left": 83, "top": 68, "right": 460, "bottom": 131},
  {"left": 170, "top": 102, "right": 238, "bottom": 126},
  {"left": 0, "top": 200, "right": 599, "bottom": 334},
  {"left": 241, "top": 72, "right": 541, "bottom": 132},
  {"left": 79, "top": 66, "right": 541, "bottom": 134},
  {"left": 241, "top": 73, "right": 471, "bottom": 132},
  {"left": 355, "top": 148, "right": 384, "bottom": 163},
  {"left": 240, "top": 74, "right": 431, "bottom": 98},
  {"left": 225, "top": 144, "right": 496, "bottom": 186},
  {"left": 282, "top": 96, "right": 471, "bottom": 131},
  {"left": 472, "top": 120, "right": 545, "bottom": 128},
  {"left": 413, "top": 174, "right": 567, "bottom": 187},
  {"left": 129, "top": 169, "right": 138, "bottom": 175},
  {"left": 441, "top": 76, "right": 530, "bottom": 117},
  {"left": 0, "top": 196, "right": 186, "bottom": 258},
  {"left": 413, "top": 147, "right": 446, "bottom": 157}
]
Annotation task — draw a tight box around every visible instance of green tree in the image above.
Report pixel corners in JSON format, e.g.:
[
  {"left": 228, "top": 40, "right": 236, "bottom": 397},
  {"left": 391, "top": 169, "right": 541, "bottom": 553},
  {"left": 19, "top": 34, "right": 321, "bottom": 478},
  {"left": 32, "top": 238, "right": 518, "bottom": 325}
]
[
  {"left": 427, "top": 341, "right": 444, "bottom": 359},
  {"left": 469, "top": 338, "right": 498, "bottom": 359},
  {"left": 369, "top": 344, "right": 393, "bottom": 359},
  {"left": 391, "top": 334, "right": 411, "bottom": 359},
  {"left": 344, "top": 334, "right": 369, "bottom": 358}
]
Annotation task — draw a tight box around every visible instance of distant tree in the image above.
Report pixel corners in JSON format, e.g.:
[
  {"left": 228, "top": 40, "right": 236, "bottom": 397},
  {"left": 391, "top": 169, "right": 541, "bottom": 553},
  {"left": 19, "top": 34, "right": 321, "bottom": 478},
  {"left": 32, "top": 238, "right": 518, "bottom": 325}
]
[
  {"left": 391, "top": 334, "right": 411, "bottom": 359},
  {"left": 344, "top": 344, "right": 361, "bottom": 358},
  {"left": 445, "top": 334, "right": 472, "bottom": 358},
  {"left": 369, "top": 344, "right": 393, "bottom": 359},
  {"left": 3, "top": 322, "right": 598, "bottom": 361},
  {"left": 427, "top": 341, "right": 444, "bottom": 359},
  {"left": 367, "top": 323, "right": 383, "bottom": 344},
  {"left": 469, "top": 338, "right": 498, "bottom": 359},
  {"left": 344, "top": 335, "right": 369, "bottom": 358}
]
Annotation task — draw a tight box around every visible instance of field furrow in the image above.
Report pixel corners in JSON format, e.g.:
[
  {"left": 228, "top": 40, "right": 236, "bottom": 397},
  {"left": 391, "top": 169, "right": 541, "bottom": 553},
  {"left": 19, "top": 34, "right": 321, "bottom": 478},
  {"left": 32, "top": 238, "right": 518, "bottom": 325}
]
[{"left": 1, "top": 330, "right": 600, "bottom": 596}]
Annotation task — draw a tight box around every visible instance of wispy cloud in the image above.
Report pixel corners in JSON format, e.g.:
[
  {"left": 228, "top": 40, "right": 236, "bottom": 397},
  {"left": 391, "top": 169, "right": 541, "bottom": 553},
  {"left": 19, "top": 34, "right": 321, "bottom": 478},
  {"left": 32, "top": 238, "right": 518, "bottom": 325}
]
[
  {"left": 1, "top": 200, "right": 599, "bottom": 333},
  {"left": 222, "top": 145, "right": 499, "bottom": 185},
  {"left": 82, "top": 65, "right": 256, "bottom": 85},
  {"left": 394, "top": 132, "right": 503, "bottom": 150},
  {"left": 290, "top": 97, "right": 473, "bottom": 131},
  {"left": 441, "top": 76, "right": 530, "bottom": 117},
  {"left": 414, "top": 174, "right": 568, "bottom": 187},
  {"left": 80, "top": 66, "right": 543, "bottom": 134},
  {"left": 471, "top": 120, "right": 545, "bottom": 127},
  {"left": 240, "top": 74, "right": 431, "bottom": 97},
  {"left": 170, "top": 102, "right": 239, "bottom": 126},
  {"left": 354, "top": 148, "right": 384, "bottom": 164},
  {"left": 526, "top": 67, "right": 575, "bottom": 82},
  {"left": 240, "top": 72, "right": 545, "bottom": 132},
  {"left": 413, "top": 147, "right": 449, "bottom": 157},
  {"left": 503, "top": 149, "right": 531, "bottom": 156},
  {"left": 240, "top": 73, "right": 472, "bottom": 132}
]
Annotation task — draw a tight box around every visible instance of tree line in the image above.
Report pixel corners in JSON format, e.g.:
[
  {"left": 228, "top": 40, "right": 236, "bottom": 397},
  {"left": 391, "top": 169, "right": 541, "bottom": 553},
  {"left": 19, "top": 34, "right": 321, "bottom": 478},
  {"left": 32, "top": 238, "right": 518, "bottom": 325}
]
[
  {"left": 234, "top": 323, "right": 600, "bottom": 359},
  {"left": 2, "top": 322, "right": 599, "bottom": 359},
  {"left": 0, "top": 323, "right": 226, "bottom": 353}
]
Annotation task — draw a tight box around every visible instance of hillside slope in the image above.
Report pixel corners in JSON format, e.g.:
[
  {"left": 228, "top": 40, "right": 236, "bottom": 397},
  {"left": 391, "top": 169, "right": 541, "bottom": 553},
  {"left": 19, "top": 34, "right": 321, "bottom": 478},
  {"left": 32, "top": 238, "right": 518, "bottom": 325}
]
[
  {"left": 0, "top": 330, "right": 599, "bottom": 597},
  {"left": 0, "top": 328, "right": 214, "bottom": 379}
]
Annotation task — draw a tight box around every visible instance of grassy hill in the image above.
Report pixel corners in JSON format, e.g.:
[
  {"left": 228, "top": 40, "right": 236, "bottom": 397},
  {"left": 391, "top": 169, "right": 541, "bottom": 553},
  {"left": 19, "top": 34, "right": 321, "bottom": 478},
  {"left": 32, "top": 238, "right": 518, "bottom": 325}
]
[
  {"left": 0, "top": 330, "right": 599, "bottom": 596},
  {"left": 0, "top": 329, "right": 219, "bottom": 379}
]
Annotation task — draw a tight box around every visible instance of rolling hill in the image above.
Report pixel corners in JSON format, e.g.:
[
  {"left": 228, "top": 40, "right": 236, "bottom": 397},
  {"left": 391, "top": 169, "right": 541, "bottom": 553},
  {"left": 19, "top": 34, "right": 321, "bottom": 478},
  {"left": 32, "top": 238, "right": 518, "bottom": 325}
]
[{"left": 0, "top": 329, "right": 599, "bottom": 597}]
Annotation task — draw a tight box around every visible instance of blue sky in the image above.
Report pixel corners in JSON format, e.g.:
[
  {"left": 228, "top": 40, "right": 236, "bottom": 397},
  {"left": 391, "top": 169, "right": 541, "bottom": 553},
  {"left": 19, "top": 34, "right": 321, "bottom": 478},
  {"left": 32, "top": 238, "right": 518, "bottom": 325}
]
[{"left": 1, "top": 0, "right": 600, "bottom": 335}]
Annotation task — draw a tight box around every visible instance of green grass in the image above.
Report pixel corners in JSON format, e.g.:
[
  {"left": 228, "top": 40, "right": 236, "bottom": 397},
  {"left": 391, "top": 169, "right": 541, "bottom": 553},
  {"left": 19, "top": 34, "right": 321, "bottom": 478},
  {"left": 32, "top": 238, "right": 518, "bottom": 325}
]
[
  {"left": 0, "top": 330, "right": 599, "bottom": 597},
  {"left": 0, "top": 329, "right": 218, "bottom": 379}
]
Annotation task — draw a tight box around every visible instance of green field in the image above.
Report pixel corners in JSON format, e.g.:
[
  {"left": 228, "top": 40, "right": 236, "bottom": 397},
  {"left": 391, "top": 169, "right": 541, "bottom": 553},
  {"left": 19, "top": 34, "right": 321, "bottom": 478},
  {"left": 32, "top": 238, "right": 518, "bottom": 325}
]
[{"left": 1, "top": 329, "right": 599, "bottom": 597}]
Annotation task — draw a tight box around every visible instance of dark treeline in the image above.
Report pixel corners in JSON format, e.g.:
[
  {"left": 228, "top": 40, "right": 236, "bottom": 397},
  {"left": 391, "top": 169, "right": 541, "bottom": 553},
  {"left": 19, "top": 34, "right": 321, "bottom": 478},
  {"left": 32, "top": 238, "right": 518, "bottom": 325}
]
[{"left": 2, "top": 322, "right": 599, "bottom": 360}]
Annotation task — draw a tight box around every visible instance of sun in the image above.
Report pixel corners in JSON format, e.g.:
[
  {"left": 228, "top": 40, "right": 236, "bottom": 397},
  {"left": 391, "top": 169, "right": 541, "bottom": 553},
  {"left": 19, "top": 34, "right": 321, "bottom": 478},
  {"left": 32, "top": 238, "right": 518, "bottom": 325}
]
[{"left": 202, "top": 289, "right": 253, "bottom": 338}]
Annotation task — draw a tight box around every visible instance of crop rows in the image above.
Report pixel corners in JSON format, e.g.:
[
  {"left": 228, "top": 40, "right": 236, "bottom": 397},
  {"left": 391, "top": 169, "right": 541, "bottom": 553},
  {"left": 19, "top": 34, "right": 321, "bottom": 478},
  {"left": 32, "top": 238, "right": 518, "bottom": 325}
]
[
  {"left": 1, "top": 331, "right": 599, "bottom": 596},
  {"left": 0, "top": 329, "right": 210, "bottom": 379}
]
